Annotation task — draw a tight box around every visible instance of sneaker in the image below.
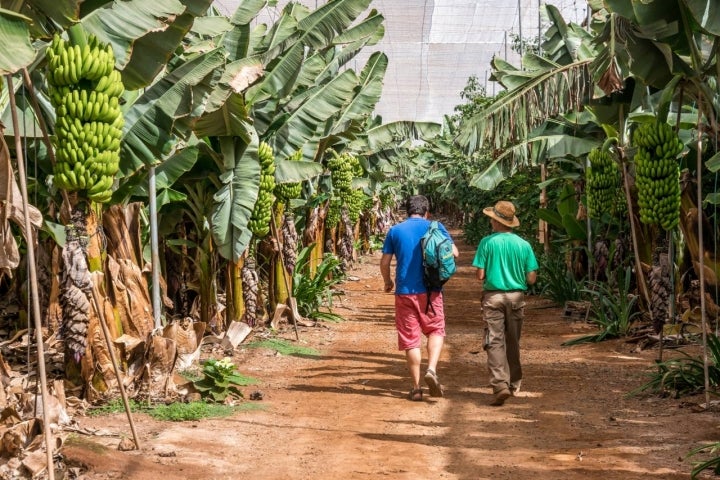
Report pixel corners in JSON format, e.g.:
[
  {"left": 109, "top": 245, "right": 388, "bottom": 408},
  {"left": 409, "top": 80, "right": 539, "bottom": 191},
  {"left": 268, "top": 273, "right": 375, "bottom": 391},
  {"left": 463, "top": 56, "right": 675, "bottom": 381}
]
[
  {"left": 510, "top": 385, "right": 521, "bottom": 396},
  {"left": 424, "top": 369, "right": 444, "bottom": 397},
  {"left": 490, "top": 388, "right": 511, "bottom": 406}
]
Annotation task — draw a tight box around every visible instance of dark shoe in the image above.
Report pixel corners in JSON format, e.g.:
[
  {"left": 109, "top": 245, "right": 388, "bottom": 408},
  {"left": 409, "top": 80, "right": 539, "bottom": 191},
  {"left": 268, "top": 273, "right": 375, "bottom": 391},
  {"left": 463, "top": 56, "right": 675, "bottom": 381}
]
[
  {"left": 408, "top": 388, "right": 423, "bottom": 401},
  {"left": 424, "top": 369, "right": 444, "bottom": 397},
  {"left": 490, "top": 388, "right": 511, "bottom": 406}
]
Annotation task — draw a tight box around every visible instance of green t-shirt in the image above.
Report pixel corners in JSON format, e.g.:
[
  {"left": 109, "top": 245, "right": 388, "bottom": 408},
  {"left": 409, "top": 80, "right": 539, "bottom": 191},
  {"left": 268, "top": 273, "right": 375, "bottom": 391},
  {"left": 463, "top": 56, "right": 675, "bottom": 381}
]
[{"left": 472, "top": 232, "right": 538, "bottom": 291}]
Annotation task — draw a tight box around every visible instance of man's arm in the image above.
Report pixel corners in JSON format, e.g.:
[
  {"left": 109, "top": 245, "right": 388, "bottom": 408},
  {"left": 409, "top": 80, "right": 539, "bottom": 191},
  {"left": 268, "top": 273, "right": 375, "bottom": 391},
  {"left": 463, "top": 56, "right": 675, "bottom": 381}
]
[
  {"left": 380, "top": 253, "right": 394, "bottom": 293},
  {"left": 451, "top": 243, "right": 459, "bottom": 257},
  {"left": 476, "top": 268, "right": 485, "bottom": 282},
  {"left": 526, "top": 270, "right": 537, "bottom": 286}
]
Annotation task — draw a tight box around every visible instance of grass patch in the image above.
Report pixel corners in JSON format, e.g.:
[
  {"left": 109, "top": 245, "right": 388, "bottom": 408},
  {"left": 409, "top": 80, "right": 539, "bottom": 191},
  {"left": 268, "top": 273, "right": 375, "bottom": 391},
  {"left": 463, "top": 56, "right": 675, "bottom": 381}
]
[
  {"left": 88, "top": 399, "right": 265, "bottom": 421},
  {"left": 245, "top": 338, "right": 320, "bottom": 356}
]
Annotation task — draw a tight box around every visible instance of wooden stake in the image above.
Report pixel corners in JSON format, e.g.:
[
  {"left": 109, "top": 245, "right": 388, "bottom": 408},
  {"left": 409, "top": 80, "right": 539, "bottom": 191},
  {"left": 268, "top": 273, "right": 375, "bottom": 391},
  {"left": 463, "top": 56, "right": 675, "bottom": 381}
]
[
  {"left": 6, "top": 74, "right": 55, "bottom": 480},
  {"left": 89, "top": 287, "right": 141, "bottom": 448}
]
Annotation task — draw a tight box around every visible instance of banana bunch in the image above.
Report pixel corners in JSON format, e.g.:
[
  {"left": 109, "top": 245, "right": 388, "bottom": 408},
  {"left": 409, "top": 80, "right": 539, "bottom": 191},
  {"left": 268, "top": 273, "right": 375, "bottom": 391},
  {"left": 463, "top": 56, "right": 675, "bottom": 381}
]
[
  {"left": 274, "top": 149, "right": 303, "bottom": 203},
  {"left": 633, "top": 121, "right": 683, "bottom": 230},
  {"left": 585, "top": 147, "right": 620, "bottom": 219},
  {"left": 248, "top": 141, "right": 276, "bottom": 237},
  {"left": 47, "top": 33, "right": 124, "bottom": 203},
  {"left": 327, "top": 151, "right": 358, "bottom": 195},
  {"left": 325, "top": 198, "right": 342, "bottom": 229},
  {"left": 46, "top": 34, "right": 116, "bottom": 86},
  {"left": 346, "top": 189, "right": 366, "bottom": 223}
]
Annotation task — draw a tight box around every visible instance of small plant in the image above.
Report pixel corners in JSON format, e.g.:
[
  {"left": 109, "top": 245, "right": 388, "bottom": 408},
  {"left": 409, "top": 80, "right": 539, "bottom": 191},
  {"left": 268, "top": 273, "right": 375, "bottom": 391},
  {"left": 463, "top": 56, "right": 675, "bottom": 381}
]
[
  {"left": 193, "top": 357, "right": 258, "bottom": 402},
  {"left": 688, "top": 442, "right": 720, "bottom": 479},
  {"left": 293, "top": 245, "right": 346, "bottom": 321},
  {"left": 538, "top": 253, "right": 585, "bottom": 305},
  {"left": 562, "top": 267, "right": 641, "bottom": 346},
  {"left": 628, "top": 334, "right": 720, "bottom": 397},
  {"left": 244, "top": 338, "right": 320, "bottom": 356}
]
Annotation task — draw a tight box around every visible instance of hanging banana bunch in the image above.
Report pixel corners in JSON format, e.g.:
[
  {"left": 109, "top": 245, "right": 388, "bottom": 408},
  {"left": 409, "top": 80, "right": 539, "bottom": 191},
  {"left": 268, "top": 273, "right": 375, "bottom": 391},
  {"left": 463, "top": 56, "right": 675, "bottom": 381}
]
[
  {"left": 633, "top": 121, "right": 683, "bottom": 231},
  {"left": 325, "top": 198, "right": 342, "bottom": 229},
  {"left": 46, "top": 33, "right": 124, "bottom": 203},
  {"left": 274, "top": 150, "right": 303, "bottom": 204},
  {"left": 585, "top": 147, "right": 620, "bottom": 219},
  {"left": 346, "top": 189, "right": 366, "bottom": 225},
  {"left": 248, "top": 142, "right": 276, "bottom": 238}
]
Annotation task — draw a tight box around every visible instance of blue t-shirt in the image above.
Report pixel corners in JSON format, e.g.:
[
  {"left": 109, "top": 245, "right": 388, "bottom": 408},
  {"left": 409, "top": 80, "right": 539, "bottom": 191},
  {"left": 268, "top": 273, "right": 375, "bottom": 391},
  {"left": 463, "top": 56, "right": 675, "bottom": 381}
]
[{"left": 382, "top": 217, "right": 453, "bottom": 294}]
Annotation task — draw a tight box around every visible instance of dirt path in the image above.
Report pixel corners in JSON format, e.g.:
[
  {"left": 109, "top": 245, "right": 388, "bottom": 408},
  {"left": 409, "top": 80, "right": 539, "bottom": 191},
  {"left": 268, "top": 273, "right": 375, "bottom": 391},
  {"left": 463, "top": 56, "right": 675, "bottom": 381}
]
[{"left": 64, "top": 236, "right": 720, "bottom": 479}]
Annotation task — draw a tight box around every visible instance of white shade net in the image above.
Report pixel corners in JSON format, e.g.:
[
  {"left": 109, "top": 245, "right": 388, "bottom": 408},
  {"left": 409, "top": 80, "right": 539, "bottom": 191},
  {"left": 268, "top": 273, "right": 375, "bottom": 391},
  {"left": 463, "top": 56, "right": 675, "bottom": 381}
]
[{"left": 213, "top": 0, "right": 587, "bottom": 123}]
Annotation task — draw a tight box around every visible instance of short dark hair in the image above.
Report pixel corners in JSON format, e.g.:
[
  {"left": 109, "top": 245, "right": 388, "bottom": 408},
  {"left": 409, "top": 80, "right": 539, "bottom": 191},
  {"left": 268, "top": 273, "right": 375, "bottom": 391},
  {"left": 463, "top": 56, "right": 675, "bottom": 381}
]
[{"left": 406, "top": 195, "right": 429, "bottom": 216}]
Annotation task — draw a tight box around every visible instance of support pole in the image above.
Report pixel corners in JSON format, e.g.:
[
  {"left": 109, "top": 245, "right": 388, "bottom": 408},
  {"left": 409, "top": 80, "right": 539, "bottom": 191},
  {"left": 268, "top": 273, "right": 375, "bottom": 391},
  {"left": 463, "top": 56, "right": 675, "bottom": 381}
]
[
  {"left": 149, "top": 166, "right": 162, "bottom": 328},
  {"left": 696, "top": 108, "right": 710, "bottom": 408},
  {"left": 89, "top": 288, "right": 141, "bottom": 448},
  {"left": 6, "top": 74, "right": 55, "bottom": 480},
  {"left": 518, "top": 0, "right": 524, "bottom": 61}
]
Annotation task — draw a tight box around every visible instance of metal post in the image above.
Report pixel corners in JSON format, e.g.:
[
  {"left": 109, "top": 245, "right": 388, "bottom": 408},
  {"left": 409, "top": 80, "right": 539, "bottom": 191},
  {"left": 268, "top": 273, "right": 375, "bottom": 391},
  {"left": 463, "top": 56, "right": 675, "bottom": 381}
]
[
  {"left": 518, "top": 0, "right": 524, "bottom": 61},
  {"left": 149, "top": 166, "right": 162, "bottom": 328},
  {"left": 504, "top": 31, "right": 508, "bottom": 61},
  {"left": 538, "top": 0, "right": 542, "bottom": 49},
  {"left": 697, "top": 108, "right": 711, "bottom": 408}
]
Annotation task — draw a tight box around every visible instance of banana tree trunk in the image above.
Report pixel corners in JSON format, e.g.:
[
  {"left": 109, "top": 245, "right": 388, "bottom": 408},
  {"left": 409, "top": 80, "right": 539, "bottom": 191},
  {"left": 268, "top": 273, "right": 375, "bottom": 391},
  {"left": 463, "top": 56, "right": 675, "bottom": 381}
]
[
  {"left": 678, "top": 173, "right": 720, "bottom": 286},
  {"left": 226, "top": 258, "right": 245, "bottom": 326},
  {"left": 303, "top": 204, "right": 326, "bottom": 276},
  {"left": 272, "top": 204, "right": 291, "bottom": 306}
]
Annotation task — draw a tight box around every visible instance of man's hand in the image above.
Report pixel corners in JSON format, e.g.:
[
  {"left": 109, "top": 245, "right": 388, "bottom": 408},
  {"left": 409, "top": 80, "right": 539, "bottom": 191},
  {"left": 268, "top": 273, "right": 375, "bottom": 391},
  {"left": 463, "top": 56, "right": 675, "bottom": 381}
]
[{"left": 384, "top": 279, "right": 394, "bottom": 293}]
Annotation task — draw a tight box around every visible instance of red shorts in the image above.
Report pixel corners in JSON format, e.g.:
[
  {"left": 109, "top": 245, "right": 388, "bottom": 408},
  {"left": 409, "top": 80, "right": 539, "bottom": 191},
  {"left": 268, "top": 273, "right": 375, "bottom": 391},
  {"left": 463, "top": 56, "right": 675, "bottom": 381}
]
[{"left": 394, "top": 292, "right": 446, "bottom": 350}]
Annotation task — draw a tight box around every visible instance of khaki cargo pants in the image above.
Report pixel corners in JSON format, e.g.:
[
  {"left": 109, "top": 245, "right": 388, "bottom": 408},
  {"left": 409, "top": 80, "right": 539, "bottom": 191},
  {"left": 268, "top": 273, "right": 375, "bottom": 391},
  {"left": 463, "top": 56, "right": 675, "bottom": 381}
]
[{"left": 482, "top": 290, "right": 525, "bottom": 394}]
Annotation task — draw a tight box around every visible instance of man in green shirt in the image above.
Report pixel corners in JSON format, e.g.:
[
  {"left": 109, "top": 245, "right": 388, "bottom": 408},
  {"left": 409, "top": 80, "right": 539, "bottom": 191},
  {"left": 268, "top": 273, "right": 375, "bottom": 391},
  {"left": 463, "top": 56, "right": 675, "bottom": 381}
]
[{"left": 472, "top": 201, "right": 538, "bottom": 406}]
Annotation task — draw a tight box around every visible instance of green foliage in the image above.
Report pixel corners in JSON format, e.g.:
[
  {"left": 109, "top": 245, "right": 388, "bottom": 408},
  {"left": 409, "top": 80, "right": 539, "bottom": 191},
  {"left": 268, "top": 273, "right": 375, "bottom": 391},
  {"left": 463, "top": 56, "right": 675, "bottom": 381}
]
[
  {"left": 148, "top": 402, "right": 260, "bottom": 421},
  {"left": 193, "top": 358, "right": 258, "bottom": 403},
  {"left": 293, "top": 244, "right": 346, "bottom": 321},
  {"left": 689, "top": 442, "right": 720, "bottom": 479},
  {"left": 538, "top": 253, "right": 585, "bottom": 305},
  {"left": 562, "top": 267, "right": 641, "bottom": 345},
  {"left": 88, "top": 398, "right": 261, "bottom": 421},
  {"left": 445, "top": 160, "right": 542, "bottom": 246},
  {"left": 245, "top": 338, "right": 320, "bottom": 356},
  {"left": 628, "top": 334, "right": 720, "bottom": 398},
  {"left": 88, "top": 398, "right": 144, "bottom": 417}
]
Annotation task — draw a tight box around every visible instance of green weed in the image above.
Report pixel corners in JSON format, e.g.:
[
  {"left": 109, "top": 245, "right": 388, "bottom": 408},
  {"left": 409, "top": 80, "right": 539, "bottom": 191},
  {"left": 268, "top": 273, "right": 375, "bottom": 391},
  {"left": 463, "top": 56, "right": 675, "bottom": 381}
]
[
  {"left": 293, "top": 245, "right": 345, "bottom": 322},
  {"left": 88, "top": 399, "right": 263, "bottom": 422},
  {"left": 244, "top": 338, "right": 320, "bottom": 356},
  {"left": 562, "top": 267, "right": 641, "bottom": 346}
]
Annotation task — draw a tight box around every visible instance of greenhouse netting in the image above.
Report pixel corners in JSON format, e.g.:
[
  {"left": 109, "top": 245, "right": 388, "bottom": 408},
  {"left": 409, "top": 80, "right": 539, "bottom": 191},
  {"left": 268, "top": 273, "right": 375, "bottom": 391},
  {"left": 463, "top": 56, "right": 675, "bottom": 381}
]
[{"left": 214, "top": 0, "right": 588, "bottom": 122}]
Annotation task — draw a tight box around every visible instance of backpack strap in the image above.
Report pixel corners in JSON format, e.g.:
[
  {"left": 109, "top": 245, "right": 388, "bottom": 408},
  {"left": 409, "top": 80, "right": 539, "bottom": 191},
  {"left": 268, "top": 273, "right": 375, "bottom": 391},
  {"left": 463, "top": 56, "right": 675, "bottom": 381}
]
[
  {"left": 423, "top": 221, "right": 441, "bottom": 316},
  {"left": 425, "top": 290, "right": 437, "bottom": 315}
]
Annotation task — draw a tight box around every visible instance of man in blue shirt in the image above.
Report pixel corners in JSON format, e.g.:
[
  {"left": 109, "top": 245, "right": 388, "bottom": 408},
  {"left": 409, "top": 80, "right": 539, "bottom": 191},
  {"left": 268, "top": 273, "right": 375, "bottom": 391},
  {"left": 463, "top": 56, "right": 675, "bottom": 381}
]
[{"left": 380, "top": 195, "right": 458, "bottom": 401}]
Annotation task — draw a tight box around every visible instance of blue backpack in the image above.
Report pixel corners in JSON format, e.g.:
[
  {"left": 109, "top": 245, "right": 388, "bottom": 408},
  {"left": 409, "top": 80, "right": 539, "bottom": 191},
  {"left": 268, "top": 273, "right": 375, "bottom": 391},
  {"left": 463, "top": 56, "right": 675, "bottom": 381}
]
[{"left": 421, "top": 221, "right": 456, "bottom": 291}]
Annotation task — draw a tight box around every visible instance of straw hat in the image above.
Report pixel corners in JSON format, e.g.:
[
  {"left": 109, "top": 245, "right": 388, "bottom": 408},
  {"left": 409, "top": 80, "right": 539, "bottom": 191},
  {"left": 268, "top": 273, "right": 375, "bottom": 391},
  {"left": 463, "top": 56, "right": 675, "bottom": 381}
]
[{"left": 483, "top": 200, "right": 520, "bottom": 228}]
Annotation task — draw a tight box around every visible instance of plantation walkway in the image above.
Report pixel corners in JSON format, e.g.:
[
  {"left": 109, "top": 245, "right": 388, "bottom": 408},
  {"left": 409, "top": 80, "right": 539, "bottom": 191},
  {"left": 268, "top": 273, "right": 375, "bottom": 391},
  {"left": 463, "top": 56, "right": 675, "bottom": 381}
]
[{"left": 64, "top": 237, "right": 718, "bottom": 479}]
